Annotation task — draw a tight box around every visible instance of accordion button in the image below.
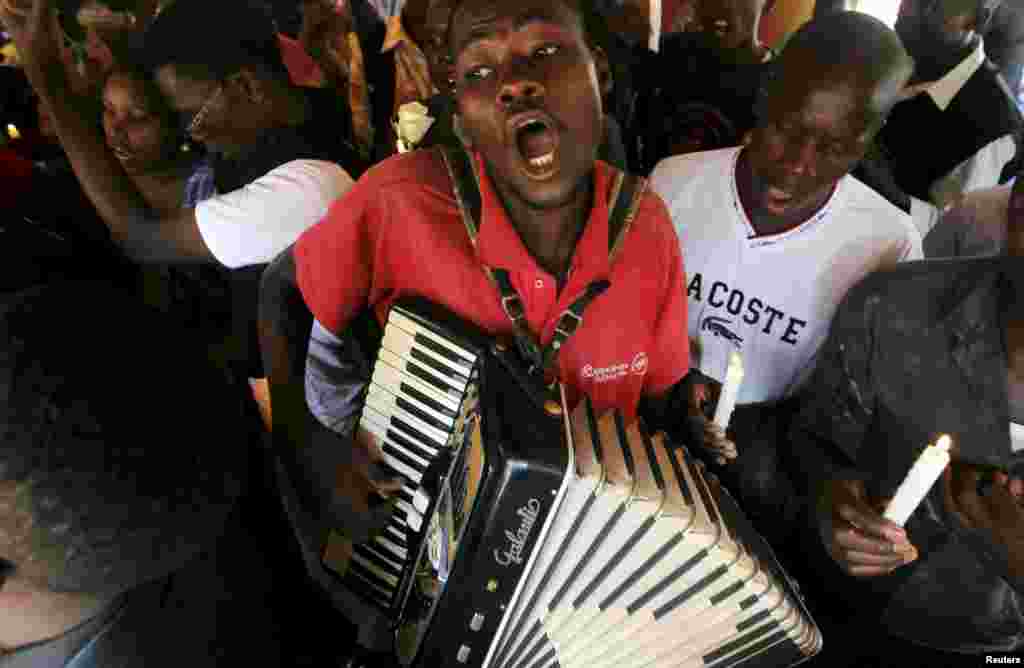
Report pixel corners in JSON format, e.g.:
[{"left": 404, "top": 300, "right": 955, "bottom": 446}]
[
  {"left": 457, "top": 645, "right": 471, "bottom": 663},
  {"left": 544, "top": 399, "right": 562, "bottom": 416},
  {"left": 470, "top": 613, "right": 485, "bottom": 631}
]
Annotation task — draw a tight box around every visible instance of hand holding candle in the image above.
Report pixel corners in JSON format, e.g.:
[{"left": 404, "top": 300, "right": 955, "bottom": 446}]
[
  {"left": 712, "top": 351, "right": 745, "bottom": 430},
  {"left": 883, "top": 435, "right": 953, "bottom": 527}
]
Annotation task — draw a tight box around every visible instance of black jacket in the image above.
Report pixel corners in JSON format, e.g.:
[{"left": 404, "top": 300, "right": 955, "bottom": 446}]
[{"left": 791, "top": 256, "right": 1024, "bottom": 653}]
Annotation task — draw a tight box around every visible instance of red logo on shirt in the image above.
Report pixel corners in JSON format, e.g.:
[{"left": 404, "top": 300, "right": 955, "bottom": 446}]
[{"left": 582, "top": 352, "right": 648, "bottom": 384}]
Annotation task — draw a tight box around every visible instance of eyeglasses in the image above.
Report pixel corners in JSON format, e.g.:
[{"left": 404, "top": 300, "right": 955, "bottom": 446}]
[{"left": 185, "top": 85, "right": 223, "bottom": 137}]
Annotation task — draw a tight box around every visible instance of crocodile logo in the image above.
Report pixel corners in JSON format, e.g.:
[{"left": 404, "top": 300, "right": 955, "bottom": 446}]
[{"left": 701, "top": 315, "right": 743, "bottom": 347}]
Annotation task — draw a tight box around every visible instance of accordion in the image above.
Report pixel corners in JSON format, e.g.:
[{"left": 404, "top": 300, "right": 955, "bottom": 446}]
[{"left": 321, "top": 298, "right": 822, "bottom": 668}]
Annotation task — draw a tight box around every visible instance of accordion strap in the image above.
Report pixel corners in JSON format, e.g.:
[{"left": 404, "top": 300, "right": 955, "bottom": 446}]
[{"left": 440, "top": 145, "right": 646, "bottom": 384}]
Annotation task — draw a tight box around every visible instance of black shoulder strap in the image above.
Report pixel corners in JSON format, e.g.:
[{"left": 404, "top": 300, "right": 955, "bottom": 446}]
[
  {"left": 440, "top": 144, "right": 646, "bottom": 263},
  {"left": 440, "top": 144, "right": 647, "bottom": 383}
]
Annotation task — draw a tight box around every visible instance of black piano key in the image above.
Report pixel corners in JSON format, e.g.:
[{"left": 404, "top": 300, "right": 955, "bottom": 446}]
[
  {"left": 405, "top": 359, "right": 460, "bottom": 397},
  {"left": 397, "top": 488, "right": 415, "bottom": 505},
  {"left": 409, "top": 346, "right": 468, "bottom": 384},
  {"left": 346, "top": 560, "right": 396, "bottom": 598},
  {"left": 395, "top": 395, "right": 449, "bottom": 433},
  {"left": 387, "top": 428, "right": 439, "bottom": 464},
  {"left": 391, "top": 415, "right": 445, "bottom": 451},
  {"left": 343, "top": 569, "right": 393, "bottom": 608},
  {"left": 363, "top": 540, "right": 406, "bottom": 568},
  {"left": 383, "top": 443, "right": 429, "bottom": 476},
  {"left": 401, "top": 381, "right": 457, "bottom": 419},
  {"left": 371, "top": 460, "right": 413, "bottom": 487},
  {"left": 386, "top": 522, "right": 408, "bottom": 548},
  {"left": 412, "top": 331, "right": 473, "bottom": 369},
  {"left": 354, "top": 545, "right": 404, "bottom": 579}
]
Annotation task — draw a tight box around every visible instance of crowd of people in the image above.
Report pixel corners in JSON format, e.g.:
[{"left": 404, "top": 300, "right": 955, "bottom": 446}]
[{"left": 1, "top": 0, "right": 1024, "bottom": 665}]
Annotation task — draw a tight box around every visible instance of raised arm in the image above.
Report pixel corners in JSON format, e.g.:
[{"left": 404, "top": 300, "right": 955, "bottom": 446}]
[{"left": 2, "top": 0, "right": 214, "bottom": 263}]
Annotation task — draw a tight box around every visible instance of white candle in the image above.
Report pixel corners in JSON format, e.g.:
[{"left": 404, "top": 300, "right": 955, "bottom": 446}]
[
  {"left": 712, "top": 351, "right": 745, "bottom": 430},
  {"left": 883, "top": 435, "right": 953, "bottom": 527}
]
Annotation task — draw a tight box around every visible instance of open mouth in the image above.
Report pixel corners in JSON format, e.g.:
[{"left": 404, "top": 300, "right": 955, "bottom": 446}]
[
  {"left": 512, "top": 114, "right": 560, "bottom": 179},
  {"left": 763, "top": 185, "right": 795, "bottom": 211}
]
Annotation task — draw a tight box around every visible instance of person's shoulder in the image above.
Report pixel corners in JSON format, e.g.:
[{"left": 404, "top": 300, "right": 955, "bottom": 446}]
[
  {"left": 609, "top": 166, "right": 681, "bottom": 253},
  {"left": 962, "top": 59, "right": 1022, "bottom": 124},
  {"left": 650, "top": 147, "right": 738, "bottom": 195},
  {"left": 351, "top": 148, "right": 452, "bottom": 195},
  {"left": 839, "top": 256, "right": 1001, "bottom": 325},
  {"left": 839, "top": 175, "right": 921, "bottom": 248},
  {"left": 264, "top": 159, "right": 354, "bottom": 194}
]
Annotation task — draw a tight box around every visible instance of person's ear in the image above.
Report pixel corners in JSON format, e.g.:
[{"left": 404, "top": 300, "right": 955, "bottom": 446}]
[
  {"left": 591, "top": 44, "right": 613, "bottom": 97},
  {"left": 231, "top": 68, "right": 267, "bottom": 105}
]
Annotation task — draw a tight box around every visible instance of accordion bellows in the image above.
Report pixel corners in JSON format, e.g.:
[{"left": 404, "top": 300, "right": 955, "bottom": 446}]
[
  {"left": 488, "top": 401, "right": 822, "bottom": 668},
  {"left": 322, "top": 299, "right": 821, "bottom": 667}
]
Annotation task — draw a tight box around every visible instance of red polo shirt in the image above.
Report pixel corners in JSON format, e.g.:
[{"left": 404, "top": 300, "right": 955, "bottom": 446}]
[{"left": 295, "top": 149, "right": 689, "bottom": 419}]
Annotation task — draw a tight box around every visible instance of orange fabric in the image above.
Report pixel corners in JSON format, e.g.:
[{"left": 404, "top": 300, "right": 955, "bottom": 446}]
[
  {"left": 277, "top": 33, "right": 326, "bottom": 88},
  {"left": 382, "top": 16, "right": 435, "bottom": 113},
  {"left": 758, "top": 0, "right": 815, "bottom": 48}
]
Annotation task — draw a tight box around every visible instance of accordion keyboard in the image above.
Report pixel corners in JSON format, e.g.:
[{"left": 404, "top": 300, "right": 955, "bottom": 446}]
[{"left": 342, "top": 303, "right": 485, "bottom": 611}]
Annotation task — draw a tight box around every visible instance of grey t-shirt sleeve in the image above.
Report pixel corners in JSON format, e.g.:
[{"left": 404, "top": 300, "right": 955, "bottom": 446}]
[{"left": 305, "top": 319, "right": 370, "bottom": 436}]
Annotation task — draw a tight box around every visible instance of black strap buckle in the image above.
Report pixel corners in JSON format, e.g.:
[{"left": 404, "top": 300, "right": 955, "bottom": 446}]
[
  {"left": 554, "top": 310, "right": 583, "bottom": 340},
  {"left": 501, "top": 294, "right": 526, "bottom": 321}
]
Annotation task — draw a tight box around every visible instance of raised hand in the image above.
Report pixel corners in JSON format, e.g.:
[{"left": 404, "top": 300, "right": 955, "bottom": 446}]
[
  {"left": 818, "top": 477, "right": 918, "bottom": 577},
  {"left": 0, "top": 0, "right": 63, "bottom": 88}
]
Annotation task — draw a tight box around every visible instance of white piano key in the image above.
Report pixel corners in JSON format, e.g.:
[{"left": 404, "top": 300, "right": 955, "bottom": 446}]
[
  {"left": 413, "top": 487, "right": 432, "bottom": 514},
  {"left": 360, "top": 410, "right": 442, "bottom": 460},
  {"left": 372, "top": 360, "right": 461, "bottom": 414},
  {"left": 365, "top": 391, "right": 450, "bottom": 448},
  {"left": 359, "top": 538, "right": 406, "bottom": 574},
  {"left": 350, "top": 550, "right": 400, "bottom": 589},
  {"left": 367, "top": 380, "right": 456, "bottom": 432},
  {"left": 388, "top": 310, "right": 477, "bottom": 367},
  {"left": 379, "top": 347, "right": 466, "bottom": 398},
  {"left": 383, "top": 325, "right": 474, "bottom": 380},
  {"left": 373, "top": 532, "right": 408, "bottom": 561}
]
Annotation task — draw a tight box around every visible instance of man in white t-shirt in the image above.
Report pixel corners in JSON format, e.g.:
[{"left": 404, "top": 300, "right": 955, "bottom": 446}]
[{"left": 651, "top": 11, "right": 923, "bottom": 539}]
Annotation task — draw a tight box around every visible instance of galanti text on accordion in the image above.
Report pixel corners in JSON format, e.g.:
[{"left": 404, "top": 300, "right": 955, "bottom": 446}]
[{"left": 495, "top": 498, "right": 542, "bottom": 567}]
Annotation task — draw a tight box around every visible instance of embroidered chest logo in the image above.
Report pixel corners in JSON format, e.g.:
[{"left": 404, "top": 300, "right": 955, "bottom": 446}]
[
  {"left": 582, "top": 352, "right": 649, "bottom": 384},
  {"left": 701, "top": 315, "right": 743, "bottom": 347},
  {"left": 688, "top": 272, "right": 808, "bottom": 347}
]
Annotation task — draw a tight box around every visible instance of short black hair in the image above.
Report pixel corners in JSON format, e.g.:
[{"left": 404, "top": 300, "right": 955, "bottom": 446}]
[
  {"left": 773, "top": 11, "right": 914, "bottom": 117},
  {"left": 139, "top": 0, "right": 288, "bottom": 82},
  {"left": 0, "top": 281, "right": 249, "bottom": 596}
]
